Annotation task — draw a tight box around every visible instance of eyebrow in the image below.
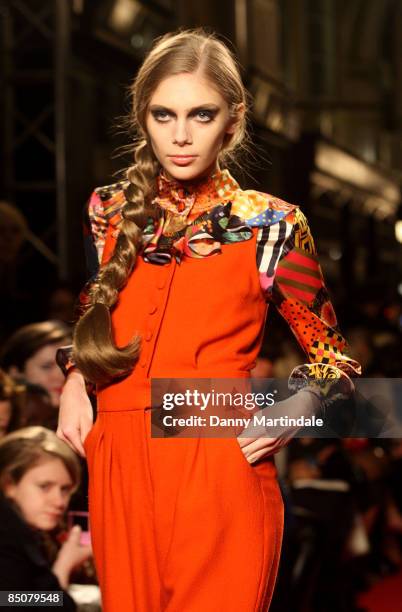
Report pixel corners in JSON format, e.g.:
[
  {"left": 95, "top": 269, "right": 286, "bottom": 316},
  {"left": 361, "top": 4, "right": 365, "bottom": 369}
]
[
  {"left": 37, "top": 479, "right": 73, "bottom": 487},
  {"left": 149, "top": 104, "right": 220, "bottom": 114}
]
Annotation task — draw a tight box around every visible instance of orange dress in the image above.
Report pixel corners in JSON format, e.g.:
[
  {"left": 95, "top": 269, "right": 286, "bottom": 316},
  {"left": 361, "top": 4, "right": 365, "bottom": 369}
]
[{"left": 78, "top": 169, "right": 359, "bottom": 611}]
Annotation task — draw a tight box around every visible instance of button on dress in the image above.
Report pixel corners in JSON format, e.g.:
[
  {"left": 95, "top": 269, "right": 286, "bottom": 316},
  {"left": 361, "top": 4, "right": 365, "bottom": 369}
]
[{"left": 75, "top": 169, "right": 360, "bottom": 611}]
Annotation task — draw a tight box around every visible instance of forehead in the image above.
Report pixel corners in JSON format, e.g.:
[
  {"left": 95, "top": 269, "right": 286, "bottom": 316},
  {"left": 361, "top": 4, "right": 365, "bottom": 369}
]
[
  {"left": 149, "top": 72, "right": 225, "bottom": 108},
  {"left": 30, "top": 341, "right": 69, "bottom": 362},
  {"left": 23, "top": 457, "right": 73, "bottom": 483}
]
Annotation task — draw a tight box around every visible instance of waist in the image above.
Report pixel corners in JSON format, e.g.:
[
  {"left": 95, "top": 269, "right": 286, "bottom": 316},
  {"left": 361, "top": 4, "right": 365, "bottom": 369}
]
[{"left": 97, "top": 369, "right": 251, "bottom": 412}]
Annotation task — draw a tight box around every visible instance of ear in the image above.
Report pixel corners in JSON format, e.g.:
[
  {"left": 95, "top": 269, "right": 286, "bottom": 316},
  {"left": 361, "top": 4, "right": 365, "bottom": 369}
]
[
  {"left": 226, "top": 103, "right": 245, "bottom": 135},
  {"left": 2, "top": 477, "right": 17, "bottom": 499}
]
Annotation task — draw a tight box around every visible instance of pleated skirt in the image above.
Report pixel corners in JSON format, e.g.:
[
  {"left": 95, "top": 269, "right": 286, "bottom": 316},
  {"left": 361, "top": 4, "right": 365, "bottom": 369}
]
[{"left": 84, "top": 406, "right": 284, "bottom": 612}]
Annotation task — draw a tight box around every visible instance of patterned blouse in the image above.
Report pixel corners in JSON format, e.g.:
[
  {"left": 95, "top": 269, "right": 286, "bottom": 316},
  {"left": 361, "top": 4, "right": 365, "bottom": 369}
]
[{"left": 58, "top": 167, "right": 361, "bottom": 381}]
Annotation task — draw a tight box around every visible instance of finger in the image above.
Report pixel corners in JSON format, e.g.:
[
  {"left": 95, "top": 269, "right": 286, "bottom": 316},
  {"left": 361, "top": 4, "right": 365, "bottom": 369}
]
[
  {"left": 62, "top": 428, "right": 86, "bottom": 458},
  {"left": 241, "top": 436, "right": 277, "bottom": 453},
  {"left": 80, "top": 427, "right": 93, "bottom": 457},
  {"left": 56, "top": 429, "right": 79, "bottom": 454},
  {"left": 74, "top": 435, "right": 86, "bottom": 458},
  {"left": 248, "top": 437, "right": 291, "bottom": 462},
  {"left": 236, "top": 436, "right": 259, "bottom": 448},
  {"left": 68, "top": 525, "right": 82, "bottom": 542},
  {"left": 248, "top": 446, "right": 278, "bottom": 463}
]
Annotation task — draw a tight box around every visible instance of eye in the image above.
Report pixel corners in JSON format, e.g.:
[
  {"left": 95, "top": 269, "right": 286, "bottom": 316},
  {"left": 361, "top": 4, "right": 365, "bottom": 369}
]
[
  {"left": 195, "top": 110, "right": 215, "bottom": 122},
  {"left": 151, "top": 110, "right": 171, "bottom": 123},
  {"left": 39, "top": 483, "right": 51, "bottom": 491}
]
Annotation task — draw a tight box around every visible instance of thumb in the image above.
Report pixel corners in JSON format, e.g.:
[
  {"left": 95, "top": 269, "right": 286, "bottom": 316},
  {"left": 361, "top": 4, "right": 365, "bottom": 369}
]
[{"left": 68, "top": 525, "right": 82, "bottom": 541}]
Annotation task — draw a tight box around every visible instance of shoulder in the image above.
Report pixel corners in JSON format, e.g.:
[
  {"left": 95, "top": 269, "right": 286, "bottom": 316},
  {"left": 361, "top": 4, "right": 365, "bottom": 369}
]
[
  {"left": 230, "top": 188, "right": 301, "bottom": 228},
  {"left": 88, "top": 180, "right": 128, "bottom": 225},
  {"left": 0, "top": 497, "right": 37, "bottom": 562}
]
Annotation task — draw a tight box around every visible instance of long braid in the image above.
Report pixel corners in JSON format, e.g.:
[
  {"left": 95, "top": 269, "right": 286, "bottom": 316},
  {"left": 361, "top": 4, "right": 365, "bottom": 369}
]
[{"left": 73, "top": 140, "right": 160, "bottom": 384}]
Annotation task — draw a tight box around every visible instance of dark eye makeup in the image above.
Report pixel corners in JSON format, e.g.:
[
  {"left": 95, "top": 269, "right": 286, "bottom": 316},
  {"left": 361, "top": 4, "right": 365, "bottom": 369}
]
[{"left": 149, "top": 106, "right": 219, "bottom": 123}]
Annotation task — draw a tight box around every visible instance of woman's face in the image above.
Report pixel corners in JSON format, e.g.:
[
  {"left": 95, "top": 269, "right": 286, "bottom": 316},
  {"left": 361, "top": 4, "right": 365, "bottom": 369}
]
[
  {"left": 20, "top": 343, "right": 67, "bottom": 408},
  {"left": 0, "top": 400, "right": 12, "bottom": 438},
  {"left": 4, "top": 457, "right": 74, "bottom": 531},
  {"left": 145, "top": 71, "right": 241, "bottom": 182}
]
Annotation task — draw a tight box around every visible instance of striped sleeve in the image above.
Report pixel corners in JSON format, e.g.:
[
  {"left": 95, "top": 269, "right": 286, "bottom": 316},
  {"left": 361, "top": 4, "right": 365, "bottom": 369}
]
[
  {"left": 256, "top": 217, "right": 294, "bottom": 298},
  {"left": 262, "top": 207, "right": 361, "bottom": 377}
]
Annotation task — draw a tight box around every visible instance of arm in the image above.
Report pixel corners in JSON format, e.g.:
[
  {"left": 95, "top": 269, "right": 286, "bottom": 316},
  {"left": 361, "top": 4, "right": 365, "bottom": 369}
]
[
  {"left": 239, "top": 205, "right": 361, "bottom": 463},
  {"left": 0, "top": 544, "right": 77, "bottom": 611},
  {"left": 261, "top": 207, "right": 361, "bottom": 378}
]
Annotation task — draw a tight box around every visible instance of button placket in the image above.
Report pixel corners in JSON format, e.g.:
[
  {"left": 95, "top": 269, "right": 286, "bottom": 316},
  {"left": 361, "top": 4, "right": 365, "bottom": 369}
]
[{"left": 144, "top": 259, "right": 177, "bottom": 377}]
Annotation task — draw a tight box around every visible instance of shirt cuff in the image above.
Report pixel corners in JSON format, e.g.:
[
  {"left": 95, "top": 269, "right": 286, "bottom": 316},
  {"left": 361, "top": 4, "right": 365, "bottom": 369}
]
[
  {"left": 56, "top": 345, "right": 76, "bottom": 377},
  {"left": 288, "top": 362, "right": 355, "bottom": 408}
]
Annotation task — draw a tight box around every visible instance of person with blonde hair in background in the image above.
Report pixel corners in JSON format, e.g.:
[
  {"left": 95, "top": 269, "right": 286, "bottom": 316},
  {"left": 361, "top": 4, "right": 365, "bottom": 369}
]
[{"left": 0, "top": 426, "right": 92, "bottom": 610}]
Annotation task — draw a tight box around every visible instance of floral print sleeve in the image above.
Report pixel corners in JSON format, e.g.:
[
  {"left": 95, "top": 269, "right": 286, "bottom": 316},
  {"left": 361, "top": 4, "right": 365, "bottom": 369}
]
[
  {"left": 84, "top": 189, "right": 109, "bottom": 279},
  {"left": 255, "top": 205, "right": 361, "bottom": 378}
]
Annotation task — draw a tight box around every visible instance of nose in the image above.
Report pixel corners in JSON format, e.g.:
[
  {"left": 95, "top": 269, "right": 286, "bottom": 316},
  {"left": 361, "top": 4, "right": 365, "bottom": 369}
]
[
  {"left": 50, "top": 488, "right": 66, "bottom": 510},
  {"left": 50, "top": 365, "right": 65, "bottom": 385},
  {"left": 172, "top": 119, "right": 192, "bottom": 146}
]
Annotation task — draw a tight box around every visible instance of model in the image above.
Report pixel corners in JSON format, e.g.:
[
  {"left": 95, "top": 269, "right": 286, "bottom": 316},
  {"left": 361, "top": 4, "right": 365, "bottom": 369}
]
[{"left": 56, "top": 28, "right": 360, "bottom": 611}]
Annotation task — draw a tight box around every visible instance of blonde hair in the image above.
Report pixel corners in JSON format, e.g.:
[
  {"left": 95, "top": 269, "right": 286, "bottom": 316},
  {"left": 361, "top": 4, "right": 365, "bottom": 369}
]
[
  {"left": 73, "top": 28, "right": 249, "bottom": 384},
  {"left": 0, "top": 426, "right": 80, "bottom": 492}
]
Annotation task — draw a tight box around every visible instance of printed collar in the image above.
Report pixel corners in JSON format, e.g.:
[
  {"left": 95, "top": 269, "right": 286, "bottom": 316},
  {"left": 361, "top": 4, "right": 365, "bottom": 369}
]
[{"left": 153, "top": 167, "right": 240, "bottom": 221}]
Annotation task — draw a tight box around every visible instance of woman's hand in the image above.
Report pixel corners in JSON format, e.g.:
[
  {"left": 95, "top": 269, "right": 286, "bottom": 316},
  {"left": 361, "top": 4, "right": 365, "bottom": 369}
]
[
  {"left": 237, "top": 388, "right": 322, "bottom": 463},
  {"left": 52, "top": 525, "right": 93, "bottom": 589},
  {"left": 56, "top": 369, "right": 93, "bottom": 458},
  {"left": 237, "top": 427, "right": 293, "bottom": 463}
]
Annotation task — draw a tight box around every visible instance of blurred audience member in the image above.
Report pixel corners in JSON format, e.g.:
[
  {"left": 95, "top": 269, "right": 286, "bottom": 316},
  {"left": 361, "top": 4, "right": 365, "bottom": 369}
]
[
  {"left": 0, "top": 427, "right": 92, "bottom": 609},
  {"left": 0, "top": 321, "right": 71, "bottom": 410},
  {"left": 21, "top": 382, "right": 59, "bottom": 431}
]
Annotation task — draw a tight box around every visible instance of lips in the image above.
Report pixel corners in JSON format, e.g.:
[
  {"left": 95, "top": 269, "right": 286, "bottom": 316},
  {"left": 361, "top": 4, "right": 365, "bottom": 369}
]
[
  {"left": 45, "top": 513, "right": 62, "bottom": 521},
  {"left": 168, "top": 155, "right": 197, "bottom": 166}
]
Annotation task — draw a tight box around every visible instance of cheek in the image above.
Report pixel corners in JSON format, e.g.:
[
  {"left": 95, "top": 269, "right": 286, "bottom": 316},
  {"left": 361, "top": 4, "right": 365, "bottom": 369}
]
[
  {"left": 198, "top": 123, "right": 229, "bottom": 151},
  {"left": 23, "top": 363, "right": 47, "bottom": 386},
  {"left": 145, "top": 120, "right": 164, "bottom": 150},
  {"left": 13, "top": 488, "right": 41, "bottom": 520}
]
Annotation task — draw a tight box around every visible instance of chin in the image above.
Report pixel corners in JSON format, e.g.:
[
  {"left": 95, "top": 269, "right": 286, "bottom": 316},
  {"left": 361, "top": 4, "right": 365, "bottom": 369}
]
[
  {"left": 50, "top": 394, "right": 60, "bottom": 409},
  {"left": 35, "top": 517, "right": 59, "bottom": 531},
  {"left": 165, "top": 160, "right": 213, "bottom": 183}
]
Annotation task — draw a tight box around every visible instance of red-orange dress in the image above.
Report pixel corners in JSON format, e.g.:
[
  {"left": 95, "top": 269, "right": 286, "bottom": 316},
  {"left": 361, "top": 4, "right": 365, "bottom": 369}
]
[{"left": 75, "top": 169, "right": 360, "bottom": 611}]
